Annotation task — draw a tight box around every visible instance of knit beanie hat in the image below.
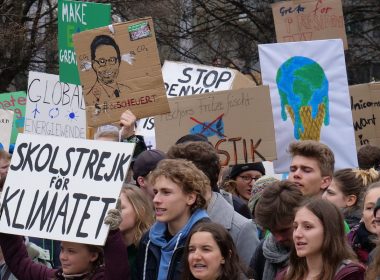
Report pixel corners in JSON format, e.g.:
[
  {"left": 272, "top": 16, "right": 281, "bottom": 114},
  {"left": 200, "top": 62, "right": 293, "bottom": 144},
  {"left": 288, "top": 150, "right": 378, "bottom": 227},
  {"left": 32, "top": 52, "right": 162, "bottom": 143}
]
[
  {"left": 229, "top": 162, "right": 266, "bottom": 179},
  {"left": 248, "top": 176, "right": 279, "bottom": 217}
]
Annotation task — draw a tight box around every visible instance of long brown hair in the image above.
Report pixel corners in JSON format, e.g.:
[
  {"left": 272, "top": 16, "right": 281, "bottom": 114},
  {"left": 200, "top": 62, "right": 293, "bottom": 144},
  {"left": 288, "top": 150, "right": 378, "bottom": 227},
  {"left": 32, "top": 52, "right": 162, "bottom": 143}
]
[
  {"left": 285, "top": 199, "right": 357, "bottom": 280},
  {"left": 182, "top": 222, "right": 246, "bottom": 280},
  {"left": 120, "top": 185, "right": 154, "bottom": 246}
]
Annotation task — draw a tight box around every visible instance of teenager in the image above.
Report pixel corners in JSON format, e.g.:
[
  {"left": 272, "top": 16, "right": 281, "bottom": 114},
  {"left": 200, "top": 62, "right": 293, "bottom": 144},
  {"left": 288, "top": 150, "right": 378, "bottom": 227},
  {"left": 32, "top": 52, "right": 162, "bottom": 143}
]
[
  {"left": 136, "top": 159, "right": 209, "bottom": 280},
  {"left": 119, "top": 185, "right": 154, "bottom": 280},
  {"left": 167, "top": 141, "right": 259, "bottom": 265},
  {"left": 276, "top": 199, "right": 365, "bottom": 280},
  {"left": 323, "top": 168, "right": 379, "bottom": 229},
  {"left": 288, "top": 140, "right": 334, "bottom": 197},
  {"left": 366, "top": 197, "right": 380, "bottom": 280},
  {"left": 182, "top": 222, "right": 248, "bottom": 280},
  {"left": 250, "top": 180, "right": 303, "bottom": 280},
  {"left": 0, "top": 209, "right": 130, "bottom": 279},
  {"left": 348, "top": 182, "right": 380, "bottom": 265}
]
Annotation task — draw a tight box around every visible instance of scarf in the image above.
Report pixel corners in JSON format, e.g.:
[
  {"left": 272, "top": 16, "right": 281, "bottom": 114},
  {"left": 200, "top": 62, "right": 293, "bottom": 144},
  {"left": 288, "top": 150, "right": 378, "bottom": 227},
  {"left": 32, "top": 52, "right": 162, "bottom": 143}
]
[
  {"left": 262, "top": 234, "right": 290, "bottom": 280},
  {"left": 149, "top": 209, "right": 208, "bottom": 280}
]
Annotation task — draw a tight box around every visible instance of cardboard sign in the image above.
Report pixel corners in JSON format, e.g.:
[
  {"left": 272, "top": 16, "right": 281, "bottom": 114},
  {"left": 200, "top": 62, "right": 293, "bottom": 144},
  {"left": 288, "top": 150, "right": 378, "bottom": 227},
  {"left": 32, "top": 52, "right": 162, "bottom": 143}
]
[
  {"left": 259, "top": 39, "right": 357, "bottom": 173},
  {"left": 73, "top": 17, "right": 170, "bottom": 127},
  {"left": 24, "top": 72, "right": 86, "bottom": 139},
  {"left": 350, "top": 83, "right": 380, "bottom": 149},
  {"left": 136, "top": 61, "right": 256, "bottom": 149},
  {"left": 0, "top": 109, "right": 14, "bottom": 151},
  {"left": 58, "top": 0, "right": 111, "bottom": 85},
  {"left": 155, "top": 87, "right": 277, "bottom": 166},
  {"left": 0, "top": 91, "right": 26, "bottom": 146},
  {"left": 272, "top": 0, "right": 348, "bottom": 49},
  {"left": 0, "top": 133, "right": 135, "bottom": 245}
]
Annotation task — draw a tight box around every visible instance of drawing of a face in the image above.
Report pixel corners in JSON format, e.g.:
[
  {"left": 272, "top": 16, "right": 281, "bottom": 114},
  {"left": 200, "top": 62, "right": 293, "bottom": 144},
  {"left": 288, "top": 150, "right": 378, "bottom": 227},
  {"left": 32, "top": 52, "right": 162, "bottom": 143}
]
[{"left": 92, "top": 45, "right": 120, "bottom": 85}]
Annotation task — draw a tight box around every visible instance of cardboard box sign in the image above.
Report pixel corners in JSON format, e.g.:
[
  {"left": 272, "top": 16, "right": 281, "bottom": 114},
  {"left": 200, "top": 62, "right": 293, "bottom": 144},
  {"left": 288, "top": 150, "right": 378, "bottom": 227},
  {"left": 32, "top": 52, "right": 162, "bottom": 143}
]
[
  {"left": 350, "top": 83, "right": 380, "bottom": 149},
  {"left": 73, "top": 17, "right": 170, "bottom": 127},
  {"left": 136, "top": 61, "right": 257, "bottom": 149},
  {"left": 154, "top": 87, "right": 277, "bottom": 166},
  {"left": 0, "top": 133, "right": 135, "bottom": 245},
  {"left": 0, "top": 109, "right": 14, "bottom": 151},
  {"left": 272, "top": 0, "right": 348, "bottom": 49}
]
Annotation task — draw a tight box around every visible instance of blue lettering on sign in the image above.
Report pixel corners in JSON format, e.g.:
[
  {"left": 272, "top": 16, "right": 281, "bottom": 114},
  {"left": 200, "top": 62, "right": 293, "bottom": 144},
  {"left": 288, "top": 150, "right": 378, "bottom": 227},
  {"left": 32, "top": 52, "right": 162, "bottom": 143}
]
[{"left": 279, "top": 4, "right": 305, "bottom": 16}]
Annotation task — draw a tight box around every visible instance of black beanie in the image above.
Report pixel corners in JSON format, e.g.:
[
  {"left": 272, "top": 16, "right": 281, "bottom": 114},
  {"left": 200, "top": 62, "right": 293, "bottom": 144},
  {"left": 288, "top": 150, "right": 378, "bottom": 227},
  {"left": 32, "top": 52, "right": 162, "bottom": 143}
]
[{"left": 229, "top": 162, "right": 266, "bottom": 179}]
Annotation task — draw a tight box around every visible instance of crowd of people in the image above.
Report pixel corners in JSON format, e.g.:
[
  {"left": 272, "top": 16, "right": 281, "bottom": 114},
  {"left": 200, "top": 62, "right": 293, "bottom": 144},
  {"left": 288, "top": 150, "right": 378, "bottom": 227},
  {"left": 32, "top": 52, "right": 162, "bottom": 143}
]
[{"left": 1, "top": 109, "right": 380, "bottom": 280}]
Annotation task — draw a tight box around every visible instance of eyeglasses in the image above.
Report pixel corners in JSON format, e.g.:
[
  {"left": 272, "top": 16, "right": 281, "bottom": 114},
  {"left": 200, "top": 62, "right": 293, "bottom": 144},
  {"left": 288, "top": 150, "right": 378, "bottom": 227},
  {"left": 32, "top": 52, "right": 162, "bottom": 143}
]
[
  {"left": 238, "top": 175, "right": 261, "bottom": 183},
  {"left": 94, "top": 57, "right": 118, "bottom": 67}
]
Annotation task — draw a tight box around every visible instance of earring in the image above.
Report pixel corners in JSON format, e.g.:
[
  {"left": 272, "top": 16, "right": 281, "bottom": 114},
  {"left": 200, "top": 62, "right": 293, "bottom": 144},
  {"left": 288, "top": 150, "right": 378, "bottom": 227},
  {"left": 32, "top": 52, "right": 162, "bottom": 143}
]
[{"left": 221, "top": 259, "right": 225, "bottom": 264}]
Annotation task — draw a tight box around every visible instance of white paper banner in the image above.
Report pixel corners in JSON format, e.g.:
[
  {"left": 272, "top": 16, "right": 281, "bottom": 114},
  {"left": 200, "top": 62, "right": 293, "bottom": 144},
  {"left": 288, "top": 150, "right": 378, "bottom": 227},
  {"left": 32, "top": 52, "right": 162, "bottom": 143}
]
[
  {"left": 24, "top": 72, "right": 86, "bottom": 139},
  {"left": 259, "top": 39, "right": 357, "bottom": 173},
  {"left": 0, "top": 133, "right": 135, "bottom": 245}
]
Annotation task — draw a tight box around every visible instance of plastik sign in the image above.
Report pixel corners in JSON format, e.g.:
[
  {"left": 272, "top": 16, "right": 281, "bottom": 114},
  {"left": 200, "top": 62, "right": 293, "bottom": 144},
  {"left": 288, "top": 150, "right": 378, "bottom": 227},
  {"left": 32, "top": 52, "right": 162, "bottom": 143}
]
[
  {"left": 162, "top": 61, "right": 236, "bottom": 97},
  {"left": 0, "top": 133, "right": 135, "bottom": 245}
]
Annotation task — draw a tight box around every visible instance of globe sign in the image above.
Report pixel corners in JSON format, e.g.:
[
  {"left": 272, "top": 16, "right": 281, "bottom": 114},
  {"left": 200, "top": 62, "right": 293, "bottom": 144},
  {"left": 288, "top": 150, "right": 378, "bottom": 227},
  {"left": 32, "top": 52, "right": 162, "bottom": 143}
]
[{"left": 276, "top": 56, "right": 329, "bottom": 140}]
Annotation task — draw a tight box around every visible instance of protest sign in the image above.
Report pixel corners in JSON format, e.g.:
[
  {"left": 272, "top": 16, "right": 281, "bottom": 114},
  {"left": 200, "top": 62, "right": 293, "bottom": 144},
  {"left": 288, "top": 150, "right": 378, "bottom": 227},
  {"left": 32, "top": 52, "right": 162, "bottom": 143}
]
[
  {"left": 350, "top": 83, "right": 380, "bottom": 149},
  {"left": 136, "top": 61, "right": 256, "bottom": 149},
  {"left": 0, "top": 133, "right": 134, "bottom": 245},
  {"left": 272, "top": 0, "right": 348, "bottom": 49},
  {"left": 0, "top": 91, "right": 26, "bottom": 146},
  {"left": 155, "top": 87, "right": 277, "bottom": 166},
  {"left": 58, "top": 0, "right": 111, "bottom": 84},
  {"left": 24, "top": 72, "right": 86, "bottom": 139},
  {"left": 0, "top": 109, "right": 14, "bottom": 151},
  {"left": 259, "top": 39, "right": 357, "bottom": 173},
  {"left": 73, "top": 17, "right": 170, "bottom": 127}
]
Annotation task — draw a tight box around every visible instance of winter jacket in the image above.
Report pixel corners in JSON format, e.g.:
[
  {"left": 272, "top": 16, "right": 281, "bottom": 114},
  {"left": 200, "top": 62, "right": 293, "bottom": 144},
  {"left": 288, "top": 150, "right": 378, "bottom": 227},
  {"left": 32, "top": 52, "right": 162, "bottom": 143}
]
[
  {"left": 0, "top": 230, "right": 130, "bottom": 280},
  {"left": 208, "top": 192, "right": 259, "bottom": 265},
  {"left": 136, "top": 214, "right": 210, "bottom": 280},
  {"left": 250, "top": 234, "right": 289, "bottom": 280},
  {"left": 274, "top": 260, "right": 365, "bottom": 280},
  {"left": 347, "top": 222, "right": 376, "bottom": 265}
]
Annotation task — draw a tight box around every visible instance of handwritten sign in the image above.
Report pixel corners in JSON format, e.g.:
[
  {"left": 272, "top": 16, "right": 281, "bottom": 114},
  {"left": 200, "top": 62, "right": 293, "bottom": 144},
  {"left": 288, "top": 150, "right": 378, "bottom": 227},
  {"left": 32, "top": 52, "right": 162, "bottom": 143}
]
[
  {"left": 350, "top": 83, "right": 380, "bottom": 149},
  {"left": 24, "top": 72, "right": 86, "bottom": 139},
  {"left": 136, "top": 61, "right": 256, "bottom": 149},
  {"left": 0, "top": 91, "right": 26, "bottom": 147},
  {"left": 272, "top": 0, "right": 348, "bottom": 49},
  {"left": 0, "top": 133, "right": 135, "bottom": 245},
  {"left": 162, "top": 61, "right": 236, "bottom": 97},
  {"left": 73, "top": 18, "right": 170, "bottom": 127},
  {"left": 0, "top": 109, "right": 14, "bottom": 151},
  {"left": 58, "top": 0, "right": 111, "bottom": 84},
  {"left": 155, "top": 87, "right": 277, "bottom": 165}
]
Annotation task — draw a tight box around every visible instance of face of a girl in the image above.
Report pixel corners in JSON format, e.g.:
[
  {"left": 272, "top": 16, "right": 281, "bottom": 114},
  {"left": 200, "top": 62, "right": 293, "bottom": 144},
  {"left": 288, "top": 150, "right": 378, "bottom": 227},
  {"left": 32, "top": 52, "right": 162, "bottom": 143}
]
[
  {"left": 119, "top": 194, "right": 137, "bottom": 233},
  {"left": 59, "top": 242, "right": 98, "bottom": 275},
  {"left": 322, "top": 179, "right": 347, "bottom": 208},
  {"left": 293, "top": 207, "right": 324, "bottom": 258},
  {"left": 362, "top": 188, "right": 380, "bottom": 234},
  {"left": 188, "top": 231, "right": 224, "bottom": 280}
]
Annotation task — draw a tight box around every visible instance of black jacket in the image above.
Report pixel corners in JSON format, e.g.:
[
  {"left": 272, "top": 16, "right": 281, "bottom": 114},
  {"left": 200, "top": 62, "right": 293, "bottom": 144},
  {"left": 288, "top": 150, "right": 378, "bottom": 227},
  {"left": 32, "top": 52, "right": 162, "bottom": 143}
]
[{"left": 136, "top": 218, "right": 210, "bottom": 280}]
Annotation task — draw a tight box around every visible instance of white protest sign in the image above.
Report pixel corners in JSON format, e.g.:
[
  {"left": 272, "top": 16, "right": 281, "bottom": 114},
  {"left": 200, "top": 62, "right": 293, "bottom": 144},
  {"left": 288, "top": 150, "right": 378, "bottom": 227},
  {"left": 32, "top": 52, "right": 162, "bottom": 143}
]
[
  {"left": 259, "top": 39, "right": 357, "bottom": 172},
  {"left": 136, "top": 61, "right": 240, "bottom": 149},
  {"left": 24, "top": 72, "right": 86, "bottom": 139},
  {"left": 0, "top": 133, "right": 135, "bottom": 245},
  {"left": 0, "top": 109, "right": 14, "bottom": 151}
]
